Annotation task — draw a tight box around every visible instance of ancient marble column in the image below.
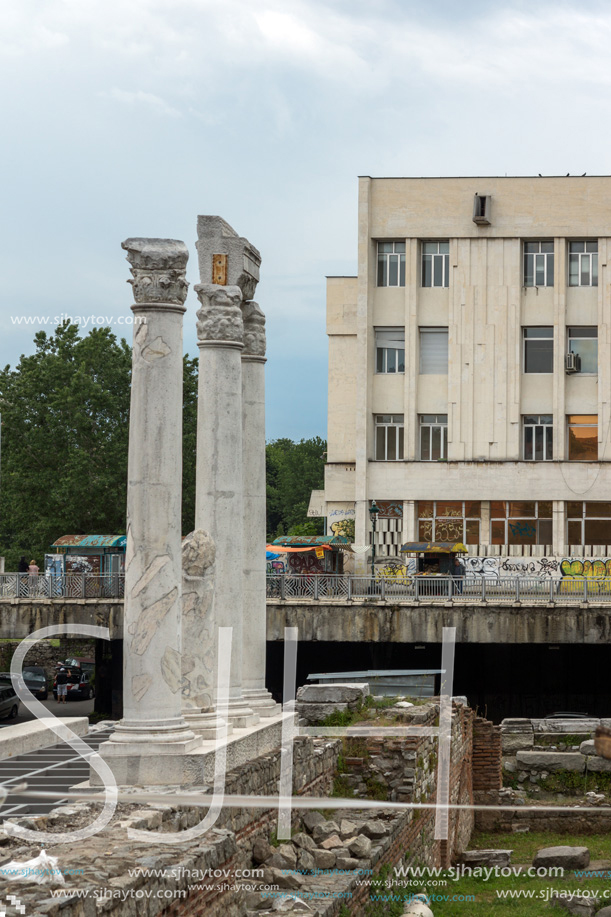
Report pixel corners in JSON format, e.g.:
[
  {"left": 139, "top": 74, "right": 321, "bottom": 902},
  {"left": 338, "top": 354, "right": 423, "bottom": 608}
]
[
  {"left": 242, "top": 301, "right": 280, "bottom": 716},
  {"left": 195, "top": 284, "right": 259, "bottom": 727},
  {"left": 101, "top": 238, "right": 199, "bottom": 774},
  {"left": 181, "top": 529, "right": 232, "bottom": 737}
]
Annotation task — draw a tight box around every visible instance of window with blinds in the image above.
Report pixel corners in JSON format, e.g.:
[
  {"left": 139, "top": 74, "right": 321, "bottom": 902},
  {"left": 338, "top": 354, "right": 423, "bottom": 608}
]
[
  {"left": 375, "top": 328, "right": 405, "bottom": 373},
  {"left": 419, "top": 328, "right": 448, "bottom": 374}
]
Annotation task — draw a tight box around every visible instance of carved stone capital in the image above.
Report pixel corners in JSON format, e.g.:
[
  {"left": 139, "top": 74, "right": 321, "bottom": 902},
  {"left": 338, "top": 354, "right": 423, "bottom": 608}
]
[
  {"left": 122, "top": 237, "right": 189, "bottom": 305},
  {"left": 241, "top": 301, "right": 266, "bottom": 358},
  {"left": 195, "top": 283, "right": 243, "bottom": 344}
]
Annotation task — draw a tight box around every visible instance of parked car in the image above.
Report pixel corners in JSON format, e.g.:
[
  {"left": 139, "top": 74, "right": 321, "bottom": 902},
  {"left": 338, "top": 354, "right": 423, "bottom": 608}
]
[
  {"left": 0, "top": 674, "right": 20, "bottom": 720},
  {"left": 22, "top": 666, "right": 48, "bottom": 700},
  {"left": 52, "top": 667, "right": 95, "bottom": 701}
]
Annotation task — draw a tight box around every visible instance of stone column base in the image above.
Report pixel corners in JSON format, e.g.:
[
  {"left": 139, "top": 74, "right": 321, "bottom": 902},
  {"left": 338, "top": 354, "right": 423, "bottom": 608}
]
[
  {"left": 102, "top": 717, "right": 201, "bottom": 757},
  {"left": 243, "top": 688, "right": 281, "bottom": 717},
  {"left": 90, "top": 712, "right": 286, "bottom": 786},
  {"left": 183, "top": 708, "right": 233, "bottom": 740},
  {"left": 225, "top": 698, "right": 260, "bottom": 728}
]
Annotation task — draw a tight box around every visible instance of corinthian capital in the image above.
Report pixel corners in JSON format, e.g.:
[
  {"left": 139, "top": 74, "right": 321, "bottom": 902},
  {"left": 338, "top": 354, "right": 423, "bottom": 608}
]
[
  {"left": 241, "top": 301, "right": 266, "bottom": 358},
  {"left": 195, "top": 283, "right": 243, "bottom": 345},
  {"left": 122, "top": 238, "right": 189, "bottom": 305}
]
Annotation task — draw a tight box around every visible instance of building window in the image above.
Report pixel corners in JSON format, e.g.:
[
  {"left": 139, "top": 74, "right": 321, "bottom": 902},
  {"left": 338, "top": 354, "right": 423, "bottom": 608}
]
[
  {"left": 568, "top": 326, "right": 598, "bottom": 374},
  {"left": 523, "top": 415, "right": 553, "bottom": 461},
  {"left": 419, "top": 415, "right": 448, "bottom": 461},
  {"left": 418, "top": 501, "right": 481, "bottom": 544},
  {"left": 490, "top": 501, "right": 553, "bottom": 546},
  {"left": 422, "top": 241, "right": 449, "bottom": 287},
  {"left": 524, "top": 241, "right": 554, "bottom": 287},
  {"left": 567, "top": 415, "right": 598, "bottom": 461},
  {"left": 377, "top": 241, "right": 405, "bottom": 287},
  {"left": 375, "top": 415, "right": 404, "bottom": 460},
  {"left": 419, "top": 328, "right": 448, "bottom": 374},
  {"left": 569, "top": 241, "right": 598, "bottom": 286},
  {"left": 567, "top": 502, "right": 611, "bottom": 546},
  {"left": 523, "top": 327, "right": 553, "bottom": 373},
  {"left": 375, "top": 328, "right": 405, "bottom": 373}
]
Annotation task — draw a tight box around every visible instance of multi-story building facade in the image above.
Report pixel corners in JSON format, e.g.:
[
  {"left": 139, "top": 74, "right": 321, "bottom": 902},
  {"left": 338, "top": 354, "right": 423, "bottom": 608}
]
[{"left": 322, "top": 175, "right": 611, "bottom": 571}]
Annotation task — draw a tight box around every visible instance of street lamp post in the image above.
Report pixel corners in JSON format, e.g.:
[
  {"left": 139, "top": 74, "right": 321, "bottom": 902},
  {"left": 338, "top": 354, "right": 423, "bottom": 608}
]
[{"left": 369, "top": 501, "right": 379, "bottom": 580}]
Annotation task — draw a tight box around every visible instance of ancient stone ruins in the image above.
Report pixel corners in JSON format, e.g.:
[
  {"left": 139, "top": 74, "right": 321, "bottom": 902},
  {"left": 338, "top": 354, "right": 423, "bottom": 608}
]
[{"left": 97, "top": 219, "right": 280, "bottom": 787}]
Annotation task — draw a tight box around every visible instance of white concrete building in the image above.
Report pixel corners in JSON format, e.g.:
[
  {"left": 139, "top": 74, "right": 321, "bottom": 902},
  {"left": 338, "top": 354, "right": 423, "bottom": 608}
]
[{"left": 322, "top": 175, "right": 611, "bottom": 572}]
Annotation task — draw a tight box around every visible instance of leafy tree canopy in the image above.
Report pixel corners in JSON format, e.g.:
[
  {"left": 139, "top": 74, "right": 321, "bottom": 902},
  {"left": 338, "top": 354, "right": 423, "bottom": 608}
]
[
  {"left": 0, "top": 322, "right": 325, "bottom": 568},
  {"left": 0, "top": 322, "right": 198, "bottom": 570},
  {"left": 266, "top": 436, "right": 326, "bottom": 542}
]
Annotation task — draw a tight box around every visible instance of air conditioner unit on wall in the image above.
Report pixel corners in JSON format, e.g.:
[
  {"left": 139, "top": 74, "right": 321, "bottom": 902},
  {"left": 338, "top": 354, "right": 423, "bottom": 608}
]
[{"left": 565, "top": 352, "right": 581, "bottom": 373}]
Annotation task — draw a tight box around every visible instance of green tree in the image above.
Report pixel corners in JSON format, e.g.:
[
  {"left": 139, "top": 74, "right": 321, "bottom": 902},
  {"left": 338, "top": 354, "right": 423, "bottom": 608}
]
[
  {"left": 266, "top": 436, "right": 326, "bottom": 541},
  {"left": 0, "top": 322, "right": 199, "bottom": 569}
]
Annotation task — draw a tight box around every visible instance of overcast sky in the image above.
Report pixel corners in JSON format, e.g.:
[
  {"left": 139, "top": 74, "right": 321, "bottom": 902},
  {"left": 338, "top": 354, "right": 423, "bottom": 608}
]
[{"left": 2, "top": 0, "right": 611, "bottom": 439}]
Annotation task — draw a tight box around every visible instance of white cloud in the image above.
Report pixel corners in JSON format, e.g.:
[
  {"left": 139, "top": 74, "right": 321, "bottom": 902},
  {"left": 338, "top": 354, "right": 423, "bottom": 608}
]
[{"left": 101, "top": 88, "right": 182, "bottom": 118}]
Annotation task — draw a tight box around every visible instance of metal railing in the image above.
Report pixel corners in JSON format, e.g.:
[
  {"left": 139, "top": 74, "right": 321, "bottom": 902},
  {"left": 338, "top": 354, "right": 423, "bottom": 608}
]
[
  {"left": 266, "top": 574, "right": 611, "bottom": 604},
  {"left": 0, "top": 574, "right": 125, "bottom": 599}
]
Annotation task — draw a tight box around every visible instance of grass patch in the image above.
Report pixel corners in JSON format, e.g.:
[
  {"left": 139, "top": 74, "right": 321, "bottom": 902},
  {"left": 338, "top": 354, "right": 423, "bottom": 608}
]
[
  {"left": 331, "top": 775, "right": 354, "bottom": 798},
  {"left": 537, "top": 734, "right": 589, "bottom": 747},
  {"left": 317, "top": 695, "right": 429, "bottom": 729},
  {"left": 538, "top": 770, "right": 611, "bottom": 796},
  {"left": 471, "top": 829, "right": 611, "bottom": 862},
  {"left": 364, "top": 832, "right": 611, "bottom": 916}
]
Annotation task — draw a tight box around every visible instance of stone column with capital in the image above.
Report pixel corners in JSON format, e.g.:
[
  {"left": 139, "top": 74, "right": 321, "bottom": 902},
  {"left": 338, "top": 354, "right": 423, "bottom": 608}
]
[
  {"left": 241, "top": 301, "right": 280, "bottom": 716},
  {"left": 100, "top": 238, "right": 200, "bottom": 781},
  {"left": 195, "top": 283, "right": 259, "bottom": 727}
]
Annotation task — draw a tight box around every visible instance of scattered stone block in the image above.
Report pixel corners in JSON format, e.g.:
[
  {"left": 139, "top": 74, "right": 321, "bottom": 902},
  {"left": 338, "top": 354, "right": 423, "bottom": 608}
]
[
  {"left": 585, "top": 756, "right": 611, "bottom": 772},
  {"left": 267, "top": 844, "right": 297, "bottom": 869},
  {"left": 546, "top": 891, "right": 597, "bottom": 915},
  {"left": 312, "top": 821, "right": 340, "bottom": 843},
  {"left": 533, "top": 846, "right": 590, "bottom": 869},
  {"left": 253, "top": 837, "right": 273, "bottom": 864},
  {"left": 349, "top": 835, "right": 373, "bottom": 858},
  {"left": 516, "top": 751, "right": 585, "bottom": 773},
  {"left": 335, "top": 857, "right": 360, "bottom": 870},
  {"left": 292, "top": 832, "right": 317, "bottom": 850},
  {"left": 461, "top": 849, "right": 512, "bottom": 867},
  {"left": 339, "top": 819, "right": 358, "bottom": 838},
  {"left": 312, "top": 849, "right": 336, "bottom": 869},
  {"left": 361, "top": 819, "right": 390, "bottom": 839},
  {"left": 579, "top": 740, "right": 596, "bottom": 756},
  {"left": 319, "top": 834, "right": 344, "bottom": 850},
  {"left": 302, "top": 811, "right": 326, "bottom": 832},
  {"left": 297, "top": 684, "right": 369, "bottom": 704},
  {"left": 268, "top": 868, "right": 305, "bottom": 890},
  {"left": 296, "top": 849, "right": 316, "bottom": 873}
]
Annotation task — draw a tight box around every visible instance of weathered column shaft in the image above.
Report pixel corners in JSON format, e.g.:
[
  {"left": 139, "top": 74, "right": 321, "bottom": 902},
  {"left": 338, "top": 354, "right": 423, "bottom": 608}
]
[
  {"left": 103, "top": 238, "right": 198, "bottom": 762},
  {"left": 241, "top": 302, "right": 279, "bottom": 715},
  {"left": 195, "top": 284, "right": 258, "bottom": 727}
]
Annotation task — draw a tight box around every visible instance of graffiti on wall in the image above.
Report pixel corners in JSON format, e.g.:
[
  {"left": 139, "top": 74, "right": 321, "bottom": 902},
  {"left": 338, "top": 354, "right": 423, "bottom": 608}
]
[
  {"left": 560, "top": 559, "right": 611, "bottom": 579},
  {"left": 331, "top": 518, "right": 355, "bottom": 539},
  {"left": 374, "top": 557, "right": 416, "bottom": 579},
  {"left": 463, "top": 556, "right": 500, "bottom": 579},
  {"left": 327, "top": 505, "right": 355, "bottom": 539},
  {"left": 375, "top": 501, "right": 403, "bottom": 519},
  {"left": 500, "top": 557, "right": 560, "bottom": 577},
  {"left": 289, "top": 553, "right": 325, "bottom": 574}
]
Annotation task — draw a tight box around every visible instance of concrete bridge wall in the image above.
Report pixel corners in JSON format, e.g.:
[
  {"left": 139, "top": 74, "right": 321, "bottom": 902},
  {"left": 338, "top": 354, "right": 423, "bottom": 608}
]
[
  {"left": 266, "top": 600, "right": 611, "bottom": 644},
  {"left": 0, "top": 600, "right": 123, "bottom": 640},
  {"left": 2, "top": 598, "right": 611, "bottom": 646}
]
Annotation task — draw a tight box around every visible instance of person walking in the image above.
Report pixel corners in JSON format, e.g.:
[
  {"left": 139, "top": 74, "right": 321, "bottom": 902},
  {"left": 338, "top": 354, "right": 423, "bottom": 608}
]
[
  {"left": 56, "top": 667, "right": 68, "bottom": 704},
  {"left": 451, "top": 555, "right": 465, "bottom": 596},
  {"left": 27, "top": 559, "right": 39, "bottom": 597}
]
